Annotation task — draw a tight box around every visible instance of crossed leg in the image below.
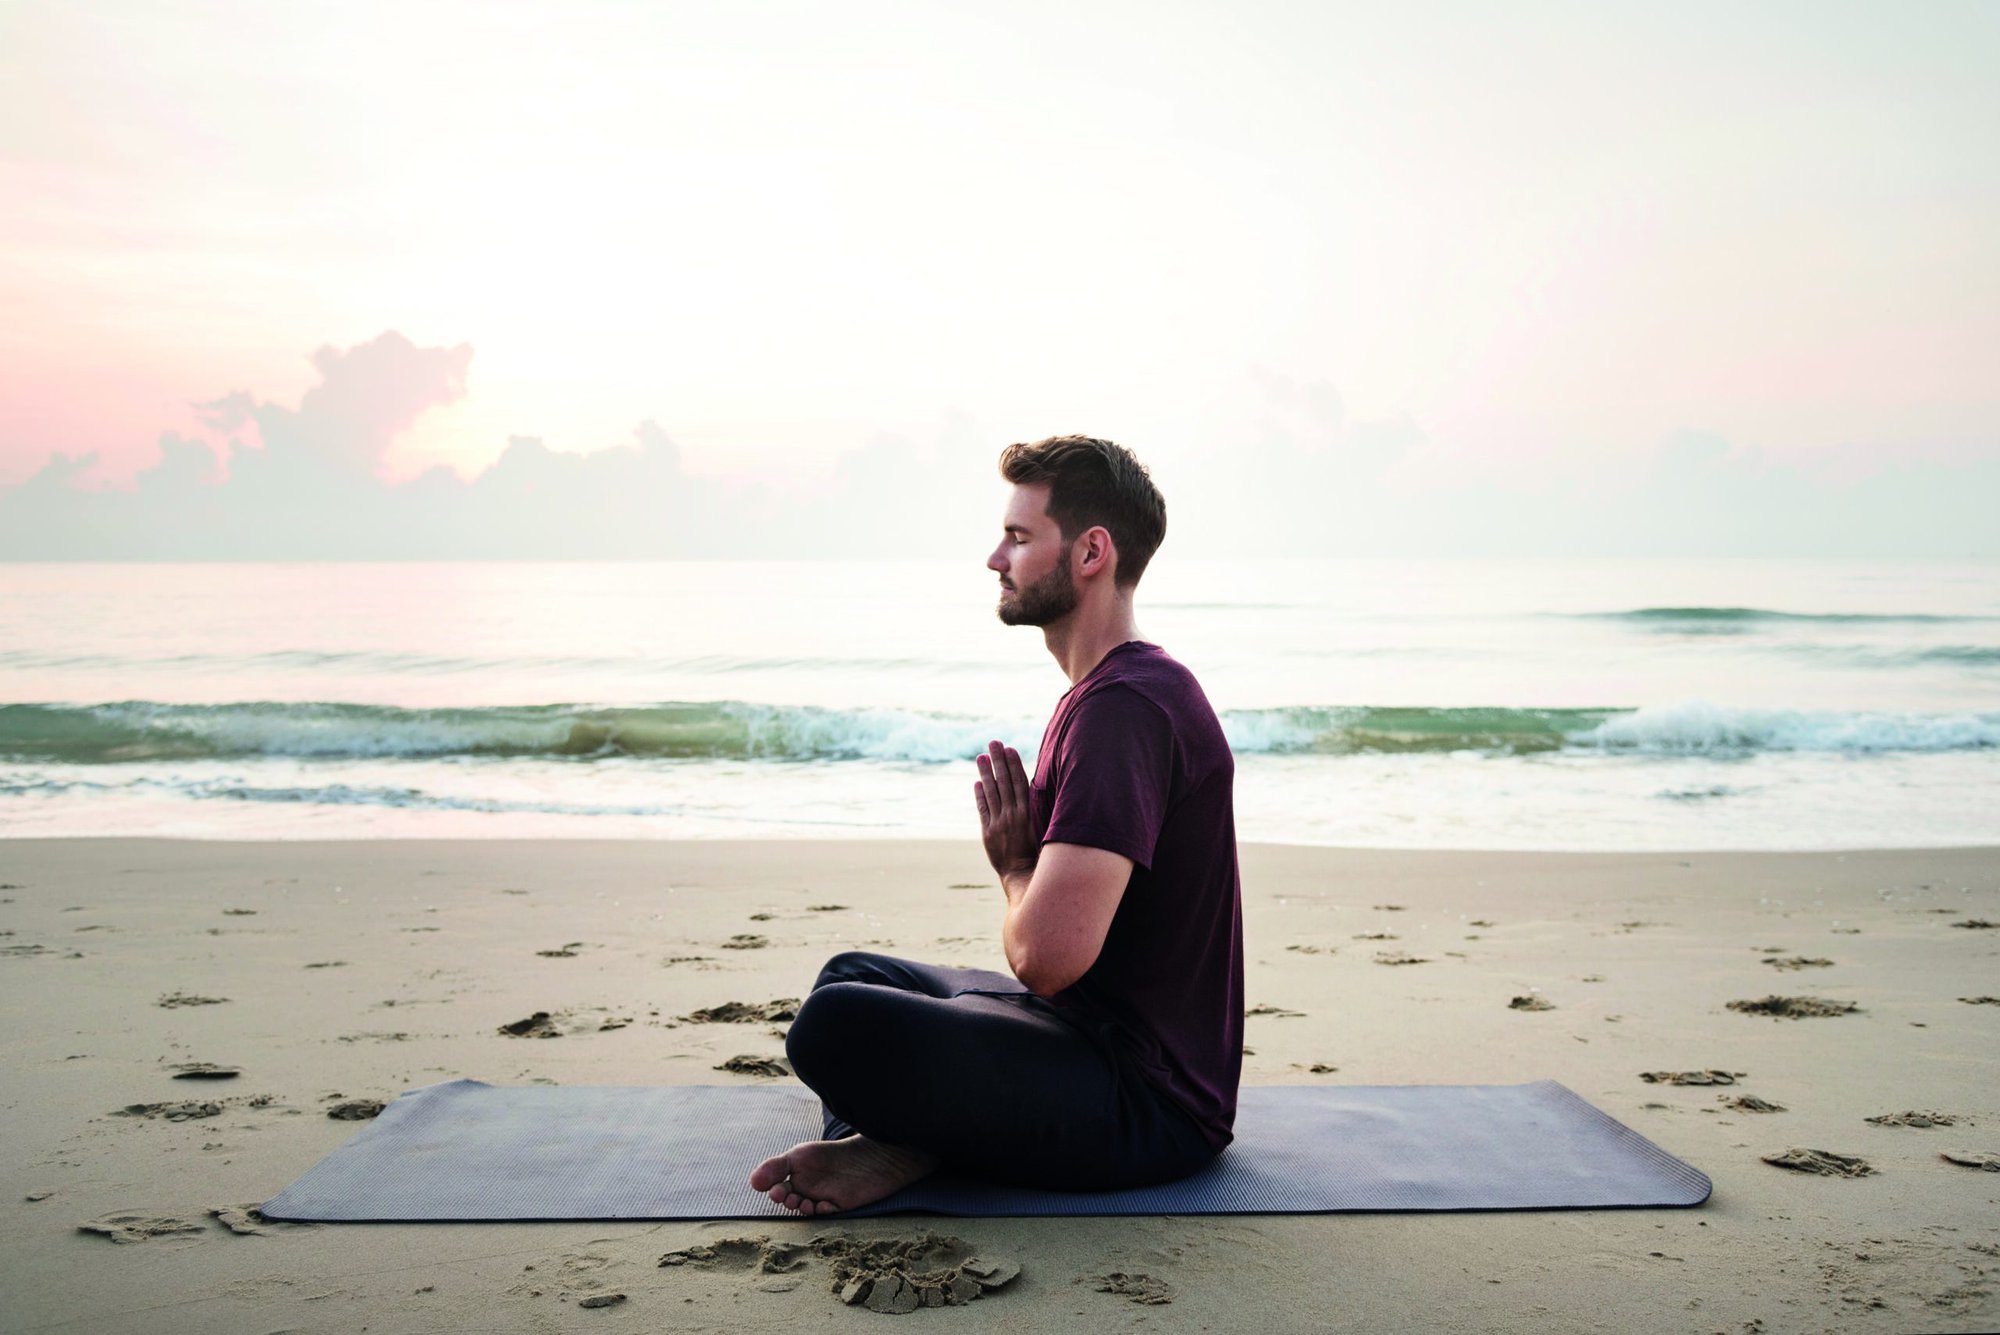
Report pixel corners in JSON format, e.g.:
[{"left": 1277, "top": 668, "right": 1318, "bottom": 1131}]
[{"left": 749, "top": 951, "right": 1211, "bottom": 1214}]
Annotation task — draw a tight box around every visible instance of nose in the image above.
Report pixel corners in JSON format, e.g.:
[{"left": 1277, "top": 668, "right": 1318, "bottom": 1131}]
[{"left": 986, "top": 543, "right": 1008, "bottom": 575}]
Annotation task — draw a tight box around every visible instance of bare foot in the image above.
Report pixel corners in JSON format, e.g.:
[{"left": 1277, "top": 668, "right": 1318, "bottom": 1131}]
[{"left": 749, "top": 1134, "right": 940, "bottom": 1215}]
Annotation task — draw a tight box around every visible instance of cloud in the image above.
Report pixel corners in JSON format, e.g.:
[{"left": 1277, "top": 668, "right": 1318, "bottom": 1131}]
[
  {"left": 1, "top": 336, "right": 1994, "bottom": 560},
  {"left": 1, "top": 331, "right": 687, "bottom": 558},
  {"left": 0, "top": 332, "right": 994, "bottom": 560}
]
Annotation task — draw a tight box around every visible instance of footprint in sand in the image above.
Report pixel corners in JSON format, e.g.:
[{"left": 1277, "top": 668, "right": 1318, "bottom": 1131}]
[
  {"left": 1641, "top": 1070, "right": 1745, "bottom": 1086},
  {"left": 1508, "top": 995, "right": 1555, "bottom": 1011},
  {"left": 211, "top": 1204, "right": 313, "bottom": 1234},
  {"left": 327, "top": 1099, "right": 386, "bottom": 1120},
  {"left": 536, "top": 942, "right": 586, "bottom": 958},
  {"left": 1950, "top": 919, "right": 1996, "bottom": 930},
  {"left": 1373, "top": 951, "right": 1429, "bottom": 966},
  {"left": 1724, "top": 1095, "right": 1786, "bottom": 1113},
  {"left": 498, "top": 1008, "right": 632, "bottom": 1038},
  {"left": 661, "top": 1235, "right": 813, "bottom": 1292},
  {"left": 1083, "top": 1271, "right": 1175, "bottom": 1305},
  {"left": 722, "top": 934, "right": 769, "bottom": 950},
  {"left": 1726, "top": 995, "right": 1858, "bottom": 1019},
  {"left": 1760, "top": 956, "right": 1833, "bottom": 972},
  {"left": 114, "top": 1100, "right": 224, "bottom": 1121},
  {"left": 500, "top": 1012, "right": 563, "bottom": 1038},
  {"left": 157, "top": 992, "right": 228, "bottom": 1008},
  {"left": 825, "top": 1234, "right": 1018, "bottom": 1312},
  {"left": 661, "top": 1234, "right": 812, "bottom": 1276},
  {"left": 661, "top": 1232, "right": 1020, "bottom": 1311},
  {"left": 714, "top": 1054, "right": 790, "bottom": 1077},
  {"left": 1865, "top": 1111, "right": 1959, "bottom": 1128},
  {"left": 1960, "top": 996, "right": 1999, "bottom": 1006},
  {"left": 1245, "top": 1004, "right": 1305, "bottom": 1018},
  {"left": 168, "top": 1062, "right": 241, "bottom": 1080},
  {"left": 1761, "top": 1148, "right": 1875, "bottom": 1177},
  {"left": 1940, "top": 1151, "right": 2000, "bottom": 1172},
  {"left": 0, "top": 941, "right": 74, "bottom": 959},
  {"left": 77, "top": 1212, "right": 208, "bottom": 1244},
  {"left": 509, "top": 1249, "right": 629, "bottom": 1301},
  {"left": 684, "top": 999, "right": 801, "bottom": 1024}
]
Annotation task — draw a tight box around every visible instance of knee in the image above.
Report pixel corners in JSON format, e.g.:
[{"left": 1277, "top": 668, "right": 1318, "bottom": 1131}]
[
  {"left": 811, "top": 949, "right": 888, "bottom": 991},
  {"left": 784, "top": 981, "right": 870, "bottom": 1087}
]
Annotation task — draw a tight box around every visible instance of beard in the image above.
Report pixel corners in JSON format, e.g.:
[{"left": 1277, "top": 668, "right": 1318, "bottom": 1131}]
[{"left": 996, "top": 558, "right": 1080, "bottom": 627}]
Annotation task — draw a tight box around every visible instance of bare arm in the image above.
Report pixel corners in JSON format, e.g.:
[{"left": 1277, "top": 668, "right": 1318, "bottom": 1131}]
[
  {"left": 974, "top": 741, "right": 1133, "bottom": 998},
  {"left": 1000, "top": 842, "right": 1131, "bottom": 997}
]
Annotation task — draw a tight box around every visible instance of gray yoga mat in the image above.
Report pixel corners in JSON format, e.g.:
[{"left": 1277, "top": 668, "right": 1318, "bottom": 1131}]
[{"left": 262, "top": 1078, "right": 1710, "bottom": 1221}]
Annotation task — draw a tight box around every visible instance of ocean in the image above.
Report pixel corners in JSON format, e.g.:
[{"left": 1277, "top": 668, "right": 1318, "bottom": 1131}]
[{"left": 2, "top": 558, "right": 1996, "bottom": 849}]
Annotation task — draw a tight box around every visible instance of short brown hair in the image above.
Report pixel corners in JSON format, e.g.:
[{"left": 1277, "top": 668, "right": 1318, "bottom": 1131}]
[{"left": 998, "top": 435, "right": 1167, "bottom": 589}]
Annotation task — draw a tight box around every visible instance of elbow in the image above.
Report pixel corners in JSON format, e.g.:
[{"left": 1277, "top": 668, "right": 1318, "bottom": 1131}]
[
  {"left": 1004, "top": 904, "right": 1102, "bottom": 998},
  {"left": 1019, "top": 969, "right": 1068, "bottom": 1001},
  {"left": 1011, "top": 949, "right": 1090, "bottom": 1000}
]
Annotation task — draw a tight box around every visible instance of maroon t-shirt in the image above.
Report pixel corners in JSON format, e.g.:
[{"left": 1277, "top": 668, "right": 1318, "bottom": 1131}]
[{"left": 1028, "top": 640, "right": 1244, "bottom": 1151}]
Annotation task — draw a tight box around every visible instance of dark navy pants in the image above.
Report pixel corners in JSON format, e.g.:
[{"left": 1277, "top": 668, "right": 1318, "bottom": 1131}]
[{"left": 784, "top": 950, "right": 1218, "bottom": 1192}]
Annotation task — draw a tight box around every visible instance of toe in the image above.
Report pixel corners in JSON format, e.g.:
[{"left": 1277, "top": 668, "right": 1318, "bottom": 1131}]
[{"left": 749, "top": 1154, "right": 790, "bottom": 1192}]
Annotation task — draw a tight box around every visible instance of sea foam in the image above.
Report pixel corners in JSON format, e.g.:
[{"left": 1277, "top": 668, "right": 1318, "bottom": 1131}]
[
  {"left": 1581, "top": 700, "right": 2000, "bottom": 754},
  {"left": 3, "top": 698, "right": 1995, "bottom": 766}
]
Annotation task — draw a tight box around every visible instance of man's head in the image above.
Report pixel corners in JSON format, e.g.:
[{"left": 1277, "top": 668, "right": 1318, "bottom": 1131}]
[{"left": 991, "top": 437, "right": 1167, "bottom": 623}]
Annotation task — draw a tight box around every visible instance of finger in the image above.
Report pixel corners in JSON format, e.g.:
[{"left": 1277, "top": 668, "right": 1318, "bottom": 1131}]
[
  {"left": 987, "top": 742, "right": 1014, "bottom": 808},
  {"left": 997, "top": 744, "right": 1026, "bottom": 811},
  {"left": 1004, "top": 746, "right": 1029, "bottom": 807},
  {"left": 975, "top": 751, "right": 1000, "bottom": 816},
  {"left": 973, "top": 782, "right": 989, "bottom": 825}
]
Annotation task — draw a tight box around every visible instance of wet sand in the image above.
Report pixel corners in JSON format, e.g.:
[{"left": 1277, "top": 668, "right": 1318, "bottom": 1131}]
[{"left": 2, "top": 838, "right": 1996, "bottom": 1333}]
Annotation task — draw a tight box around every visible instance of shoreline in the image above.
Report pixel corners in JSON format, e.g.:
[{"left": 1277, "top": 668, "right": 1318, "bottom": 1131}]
[
  {"left": 11, "top": 834, "right": 2000, "bottom": 853},
  {"left": 3, "top": 838, "right": 1996, "bottom": 1332}
]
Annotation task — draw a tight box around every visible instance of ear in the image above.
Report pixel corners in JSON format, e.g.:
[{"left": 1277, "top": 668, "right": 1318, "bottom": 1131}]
[{"left": 1074, "top": 526, "right": 1116, "bottom": 580}]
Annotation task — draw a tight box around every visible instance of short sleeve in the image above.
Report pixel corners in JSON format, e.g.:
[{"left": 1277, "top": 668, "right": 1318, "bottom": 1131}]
[{"left": 1042, "top": 684, "right": 1174, "bottom": 870}]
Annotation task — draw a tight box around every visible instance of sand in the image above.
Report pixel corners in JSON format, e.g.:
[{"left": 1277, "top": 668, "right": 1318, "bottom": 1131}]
[{"left": 1, "top": 838, "right": 1996, "bottom": 1333}]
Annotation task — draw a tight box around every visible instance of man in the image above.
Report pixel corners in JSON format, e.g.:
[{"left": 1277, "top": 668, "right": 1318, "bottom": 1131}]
[{"left": 749, "top": 434, "right": 1244, "bottom": 1215}]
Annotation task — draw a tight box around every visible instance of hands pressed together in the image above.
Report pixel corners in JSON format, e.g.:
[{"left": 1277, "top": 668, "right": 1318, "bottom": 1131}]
[{"left": 974, "top": 740, "right": 1037, "bottom": 885}]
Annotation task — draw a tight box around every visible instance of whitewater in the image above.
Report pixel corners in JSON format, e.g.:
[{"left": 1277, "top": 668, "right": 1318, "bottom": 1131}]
[{"left": 2, "top": 557, "right": 1996, "bottom": 848}]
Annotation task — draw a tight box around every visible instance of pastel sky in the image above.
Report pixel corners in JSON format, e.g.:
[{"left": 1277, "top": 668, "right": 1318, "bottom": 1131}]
[{"left": 2, "top": 0, "right": 1996, "bottom": 557}]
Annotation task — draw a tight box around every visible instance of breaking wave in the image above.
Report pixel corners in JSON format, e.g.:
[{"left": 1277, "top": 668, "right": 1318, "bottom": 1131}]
[{"left": 4, "top": 699, "right": 1996, "bottom": 765}]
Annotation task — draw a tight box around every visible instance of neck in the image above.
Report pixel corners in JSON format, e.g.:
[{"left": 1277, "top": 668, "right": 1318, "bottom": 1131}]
[{"left": 1042, "top": 600, "right": 1145, "bottom": 685}]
